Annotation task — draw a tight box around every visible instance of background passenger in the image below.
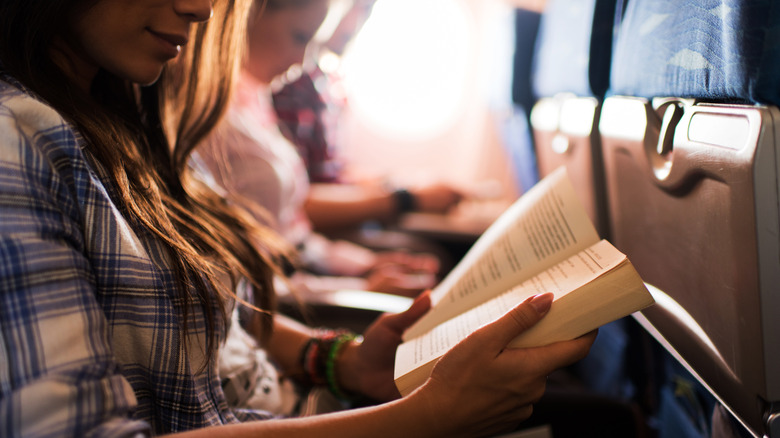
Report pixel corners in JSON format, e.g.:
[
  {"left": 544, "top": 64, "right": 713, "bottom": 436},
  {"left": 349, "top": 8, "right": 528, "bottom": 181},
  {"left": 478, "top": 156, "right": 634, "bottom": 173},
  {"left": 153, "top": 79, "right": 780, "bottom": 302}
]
[
  {"left": 200, "top": 0, "right": 441, "bottom": 298},
  {"left": 272, "top": 0, "right": 465, "bottom": 234}
]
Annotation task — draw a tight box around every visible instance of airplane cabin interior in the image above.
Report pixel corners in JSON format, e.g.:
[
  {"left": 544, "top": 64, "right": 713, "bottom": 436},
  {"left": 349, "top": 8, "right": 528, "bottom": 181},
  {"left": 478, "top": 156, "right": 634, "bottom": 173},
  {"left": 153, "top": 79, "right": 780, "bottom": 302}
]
[{"left": 300, "top": 0, "right": 780, "bottom": 437}]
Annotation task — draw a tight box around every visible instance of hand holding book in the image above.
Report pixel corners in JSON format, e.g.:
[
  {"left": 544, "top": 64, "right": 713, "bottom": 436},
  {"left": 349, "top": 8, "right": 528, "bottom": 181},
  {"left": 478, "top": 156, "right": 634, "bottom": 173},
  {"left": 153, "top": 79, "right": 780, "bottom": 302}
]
[
  {"left": 394, "top": 168, "right": 655, "bottom": 396},
  {"left": 398, "top": 293, "right": 598, "bottom": 437}
]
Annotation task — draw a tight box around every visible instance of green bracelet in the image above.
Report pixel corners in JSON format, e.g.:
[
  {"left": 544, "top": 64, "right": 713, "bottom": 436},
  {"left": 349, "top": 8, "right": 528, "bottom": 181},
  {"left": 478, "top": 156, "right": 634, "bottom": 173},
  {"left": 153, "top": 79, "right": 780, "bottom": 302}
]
[{"left": 325, "top": 333, "right": 362, "bottom": 401}]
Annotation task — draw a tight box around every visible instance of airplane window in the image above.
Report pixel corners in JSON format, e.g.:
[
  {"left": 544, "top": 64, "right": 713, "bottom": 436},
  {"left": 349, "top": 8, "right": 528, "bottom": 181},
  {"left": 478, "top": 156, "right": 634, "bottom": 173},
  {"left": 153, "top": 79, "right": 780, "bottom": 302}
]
[{"left": 341, "top": 0, "right": 473, "bottom": 140}]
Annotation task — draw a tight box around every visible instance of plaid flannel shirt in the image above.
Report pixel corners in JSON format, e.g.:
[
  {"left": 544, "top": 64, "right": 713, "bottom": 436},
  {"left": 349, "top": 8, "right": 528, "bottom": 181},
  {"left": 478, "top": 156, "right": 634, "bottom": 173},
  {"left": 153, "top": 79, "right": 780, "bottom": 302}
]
[{"left": 0, "top": 75, "right": 271, "bottom": 437}]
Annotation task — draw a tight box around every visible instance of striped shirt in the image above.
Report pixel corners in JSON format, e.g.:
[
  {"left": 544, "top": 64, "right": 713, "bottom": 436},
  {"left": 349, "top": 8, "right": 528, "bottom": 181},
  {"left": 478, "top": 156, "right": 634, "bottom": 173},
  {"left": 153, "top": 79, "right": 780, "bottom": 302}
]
[{"left": 0, "top": 75, "right": 271, "bottom": 437}]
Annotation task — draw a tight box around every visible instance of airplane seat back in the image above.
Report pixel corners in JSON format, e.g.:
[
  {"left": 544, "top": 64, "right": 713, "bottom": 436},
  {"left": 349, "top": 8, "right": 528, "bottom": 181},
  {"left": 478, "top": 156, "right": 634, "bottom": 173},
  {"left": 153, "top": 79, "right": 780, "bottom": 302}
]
[
  {"left": 529, "top": 0, "right": 619, "bottom": 239},
  {"left": 600, "top": 0, "right": 780, "bottom": 435},
  {"left": 527, "top": 0, "right": 651, "bottom": 403}
]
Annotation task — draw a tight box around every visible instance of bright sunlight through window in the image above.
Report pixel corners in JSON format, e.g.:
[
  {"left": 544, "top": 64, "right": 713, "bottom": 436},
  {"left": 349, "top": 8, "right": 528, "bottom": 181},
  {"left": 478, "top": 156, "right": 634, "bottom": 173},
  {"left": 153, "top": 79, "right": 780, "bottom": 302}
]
[{"left": 341, "top": 0, "right": 474, "bottom": 140}]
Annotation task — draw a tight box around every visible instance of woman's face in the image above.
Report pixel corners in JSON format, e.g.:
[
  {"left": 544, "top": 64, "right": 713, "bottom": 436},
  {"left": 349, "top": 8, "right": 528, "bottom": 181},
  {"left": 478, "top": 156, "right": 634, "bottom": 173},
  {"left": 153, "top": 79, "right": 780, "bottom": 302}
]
[
  {"left": 60, "top": 0, "right": 213, "bottom": 89},
  {"left": 245, "top": 0, "right": 330, "bottom": 84}
]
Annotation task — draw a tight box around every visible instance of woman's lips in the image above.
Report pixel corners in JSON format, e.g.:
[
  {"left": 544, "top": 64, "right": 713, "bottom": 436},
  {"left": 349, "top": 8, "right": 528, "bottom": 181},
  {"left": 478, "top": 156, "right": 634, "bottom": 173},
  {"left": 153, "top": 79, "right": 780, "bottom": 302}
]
[{"left": 148, "top": 29, "right": 188, "bottom": 58}]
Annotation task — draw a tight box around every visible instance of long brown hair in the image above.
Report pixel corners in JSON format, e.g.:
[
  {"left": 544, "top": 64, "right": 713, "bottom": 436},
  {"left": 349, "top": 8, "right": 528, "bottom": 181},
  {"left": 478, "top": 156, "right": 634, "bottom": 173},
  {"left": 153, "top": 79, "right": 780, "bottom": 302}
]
[{"left": 0, "top": 0, "right": 291, "bottom": 361}]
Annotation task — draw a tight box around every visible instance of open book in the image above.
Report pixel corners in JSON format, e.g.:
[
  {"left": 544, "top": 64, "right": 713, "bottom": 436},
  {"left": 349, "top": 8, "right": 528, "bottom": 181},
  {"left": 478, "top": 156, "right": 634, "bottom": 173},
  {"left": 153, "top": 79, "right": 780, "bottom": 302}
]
[{"left": 394, "top": 168, "right": 655, "bottom": 397}]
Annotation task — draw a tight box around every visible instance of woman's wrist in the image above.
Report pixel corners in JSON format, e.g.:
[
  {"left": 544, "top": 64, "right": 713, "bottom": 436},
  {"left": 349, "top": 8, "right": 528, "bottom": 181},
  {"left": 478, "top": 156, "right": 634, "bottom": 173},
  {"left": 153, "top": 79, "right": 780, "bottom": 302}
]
[
  {"left": 297, "top": 329, "right": 363, "bottom": 400},
  {"left": 335, "top": 336, "right": 365, "bottom": 396},
  {"left": 326, "top": 333, "right": 362, "bottom": 400}
]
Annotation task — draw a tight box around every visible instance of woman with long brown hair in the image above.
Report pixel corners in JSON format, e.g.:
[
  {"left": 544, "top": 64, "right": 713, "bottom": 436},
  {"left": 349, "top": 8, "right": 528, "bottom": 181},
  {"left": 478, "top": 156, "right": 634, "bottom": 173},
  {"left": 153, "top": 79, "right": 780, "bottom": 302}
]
[{"left": 0, "top": 0, "right": 594, "bottom": 436}]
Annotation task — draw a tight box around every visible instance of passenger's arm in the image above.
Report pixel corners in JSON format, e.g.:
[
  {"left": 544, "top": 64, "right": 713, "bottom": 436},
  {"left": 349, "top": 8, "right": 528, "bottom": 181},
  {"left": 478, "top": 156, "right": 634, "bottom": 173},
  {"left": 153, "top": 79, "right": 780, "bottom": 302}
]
[
  {"left": 304, "top": 183, "right": 463, "bottom": 231},
  {"left": 166, "top": 293, "right": 596, "bottom": 438},
  {"left": 0, "top": 110, "right": 150, "bottom": 437},
  {"left": 304, "top": 183, "right": 400, "bottom": 230},
  {"left": 263, "top": 314, "right": 317, "bottom": 380},
  {"left": 259, "top": 293, "right": 429, "bottom": 400}
]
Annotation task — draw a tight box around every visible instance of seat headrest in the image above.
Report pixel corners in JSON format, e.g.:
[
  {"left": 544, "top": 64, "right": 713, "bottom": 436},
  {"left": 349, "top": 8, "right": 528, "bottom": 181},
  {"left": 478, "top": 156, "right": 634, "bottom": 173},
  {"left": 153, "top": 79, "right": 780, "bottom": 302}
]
[
  {"left": 610, "top": 0, "right": 780, "bottom": 105},
  {"left": 532, "top": 0, "right": 619, "bottom": 99}
]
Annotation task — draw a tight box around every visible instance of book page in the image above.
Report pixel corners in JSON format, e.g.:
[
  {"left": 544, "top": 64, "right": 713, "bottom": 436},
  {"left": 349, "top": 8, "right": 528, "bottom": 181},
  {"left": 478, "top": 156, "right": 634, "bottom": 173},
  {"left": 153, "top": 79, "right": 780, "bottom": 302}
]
[
  {"left": 395, "top": 240, "right": 631, "bottom": 388},
  {"left": 403, "top": 168, "right": 600, "bottom": 340}
]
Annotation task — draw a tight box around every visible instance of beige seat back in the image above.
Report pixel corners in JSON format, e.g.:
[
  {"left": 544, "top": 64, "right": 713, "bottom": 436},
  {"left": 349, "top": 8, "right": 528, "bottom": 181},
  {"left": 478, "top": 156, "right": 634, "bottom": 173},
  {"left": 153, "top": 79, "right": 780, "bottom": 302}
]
[{"left": 600, "top": 71, "right": 780, "bottom": 438}]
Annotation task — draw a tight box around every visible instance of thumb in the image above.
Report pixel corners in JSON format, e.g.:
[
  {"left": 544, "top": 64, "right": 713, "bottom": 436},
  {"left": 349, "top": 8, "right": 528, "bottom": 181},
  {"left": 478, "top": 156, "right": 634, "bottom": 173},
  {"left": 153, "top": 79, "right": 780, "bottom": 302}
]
[
  {"left": 382, "top": 290, "right": 431, "bottom": 334},
  {"left": 476, "top": 293, "right": 554, "bottom": 354}
]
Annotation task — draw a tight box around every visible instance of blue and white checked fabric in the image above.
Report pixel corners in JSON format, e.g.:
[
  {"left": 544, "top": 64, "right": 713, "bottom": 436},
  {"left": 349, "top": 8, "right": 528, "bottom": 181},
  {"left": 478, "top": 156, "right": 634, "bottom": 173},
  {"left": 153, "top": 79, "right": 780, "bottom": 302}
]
[{"left": 0, "top": 75, "right": 272, "bottom": 437}]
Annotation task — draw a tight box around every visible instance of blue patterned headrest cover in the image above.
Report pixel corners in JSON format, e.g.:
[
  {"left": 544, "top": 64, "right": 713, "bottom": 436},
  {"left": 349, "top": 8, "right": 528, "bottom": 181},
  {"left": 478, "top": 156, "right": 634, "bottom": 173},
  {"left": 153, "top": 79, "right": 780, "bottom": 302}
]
[
  {"left": 532, "top": 0, "right": 618, "bottom": 99},
  {"left": 610, "top": 0, "right": 780, "bottom": 104}
]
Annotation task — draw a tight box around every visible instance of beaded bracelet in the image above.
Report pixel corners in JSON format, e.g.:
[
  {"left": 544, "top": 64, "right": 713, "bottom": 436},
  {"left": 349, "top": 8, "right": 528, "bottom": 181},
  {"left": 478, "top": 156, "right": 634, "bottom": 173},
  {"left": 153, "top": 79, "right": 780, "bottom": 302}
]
[
  {"left": 298, "top": 329, "right": 357, "bottom": 392},
  {"left": 299, "top": 337, "right": 322, "bottom": 385},
  {"left": 325, "top": 333, "right": 362, "bottom": 401}
]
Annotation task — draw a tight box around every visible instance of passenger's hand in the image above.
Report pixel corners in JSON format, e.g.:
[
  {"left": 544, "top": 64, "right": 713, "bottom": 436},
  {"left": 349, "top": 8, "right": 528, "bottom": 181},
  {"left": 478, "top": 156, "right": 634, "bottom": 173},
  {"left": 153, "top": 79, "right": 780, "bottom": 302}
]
[
  {"left": 365, "top": 265, "right": 436, "bottom": 298},
  {"left": 337, "top": 291, "right": 431, "bottom": 402},
  {"left": 373, "top": 251, "right": 440, "bottom": 275},
  {"left": 410, "top": 293, "right": 597, "bottom": 437},
  {"left": 365, "top": 251, "right": 439, "bottom": 297},
  {"left": 410, "top": 184, "right": 463, "bottom": 214}
]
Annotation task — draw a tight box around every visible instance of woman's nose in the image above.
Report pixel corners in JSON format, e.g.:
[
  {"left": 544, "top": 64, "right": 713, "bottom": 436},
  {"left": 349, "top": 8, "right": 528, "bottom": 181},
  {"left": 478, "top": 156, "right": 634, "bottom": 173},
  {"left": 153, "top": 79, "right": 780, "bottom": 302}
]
[{"left": 174, "top": 0, "right": 213, "bottom": 22}]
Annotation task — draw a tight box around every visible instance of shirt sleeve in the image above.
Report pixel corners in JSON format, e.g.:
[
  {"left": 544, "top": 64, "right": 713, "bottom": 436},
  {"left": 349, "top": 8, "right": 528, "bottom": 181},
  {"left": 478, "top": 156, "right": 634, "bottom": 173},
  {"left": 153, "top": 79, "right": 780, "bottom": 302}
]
[
  {"left": 0, "top": 90, "right": 151, "bottom": 437},
  {"left": 198, "top": 122, "right": 286, "bottom": 230}
]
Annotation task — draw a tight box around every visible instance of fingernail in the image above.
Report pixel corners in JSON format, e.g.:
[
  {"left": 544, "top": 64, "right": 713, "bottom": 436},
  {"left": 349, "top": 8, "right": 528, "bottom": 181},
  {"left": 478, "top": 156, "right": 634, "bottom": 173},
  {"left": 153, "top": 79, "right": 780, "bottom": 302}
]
[{"left": 529, "top": 293, "right": 553, "bottom": 315}]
